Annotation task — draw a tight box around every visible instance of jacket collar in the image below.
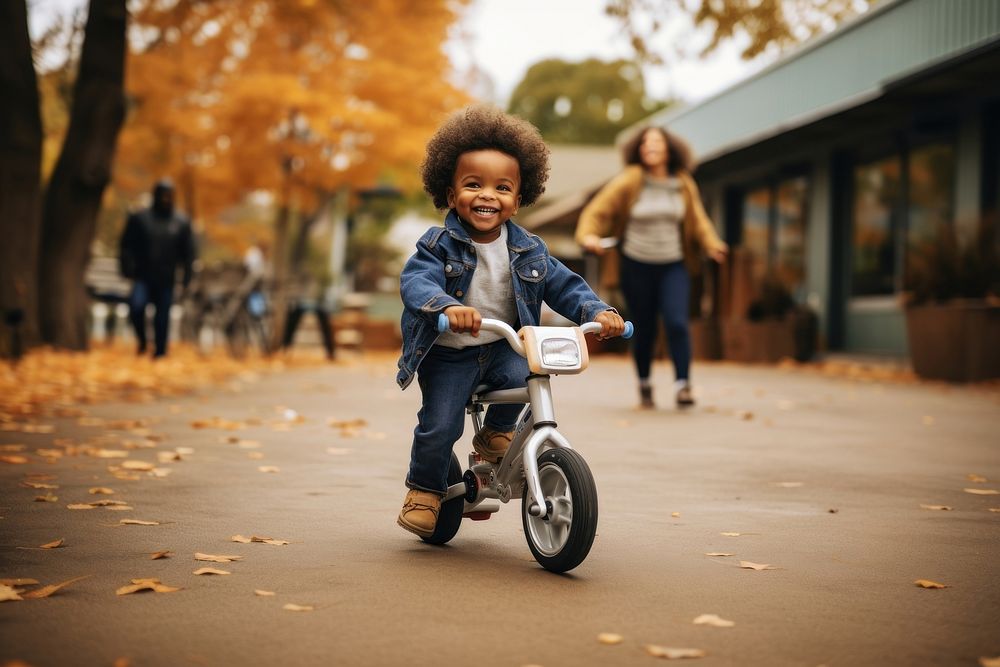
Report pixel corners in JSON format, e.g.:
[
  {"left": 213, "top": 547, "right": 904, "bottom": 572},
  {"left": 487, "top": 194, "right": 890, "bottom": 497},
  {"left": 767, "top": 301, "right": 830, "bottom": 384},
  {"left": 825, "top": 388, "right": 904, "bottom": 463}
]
[{"left": 443, "top": 209, "right": 538, "bottom": 254}]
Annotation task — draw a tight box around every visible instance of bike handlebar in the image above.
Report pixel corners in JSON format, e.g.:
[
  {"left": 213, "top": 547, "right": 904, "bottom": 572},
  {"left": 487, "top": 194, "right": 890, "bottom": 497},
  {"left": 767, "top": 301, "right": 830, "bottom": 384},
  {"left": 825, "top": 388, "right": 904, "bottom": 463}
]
[{"left": 436, "top": 313, "right": 633, "bottom": 348}]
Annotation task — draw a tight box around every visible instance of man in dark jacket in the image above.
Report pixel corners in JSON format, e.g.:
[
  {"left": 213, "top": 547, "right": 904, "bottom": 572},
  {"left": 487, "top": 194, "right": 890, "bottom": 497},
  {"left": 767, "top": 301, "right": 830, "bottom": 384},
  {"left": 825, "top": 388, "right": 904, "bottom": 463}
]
[{"left": 119, "top": 179, "right": 196, "bottom": 357}]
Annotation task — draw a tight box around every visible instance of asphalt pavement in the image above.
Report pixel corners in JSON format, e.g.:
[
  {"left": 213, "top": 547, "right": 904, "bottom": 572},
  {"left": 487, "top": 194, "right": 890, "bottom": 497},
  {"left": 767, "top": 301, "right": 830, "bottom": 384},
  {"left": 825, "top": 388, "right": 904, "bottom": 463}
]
[{"left": 1, "top": 352, "right": 999, "bottom": 667}]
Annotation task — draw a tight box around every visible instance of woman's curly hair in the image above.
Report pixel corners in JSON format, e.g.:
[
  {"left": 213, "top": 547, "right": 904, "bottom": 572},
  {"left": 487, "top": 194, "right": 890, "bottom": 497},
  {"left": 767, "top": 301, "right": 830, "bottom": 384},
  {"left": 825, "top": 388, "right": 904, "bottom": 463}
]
[
  {"left": 621, "top": 125, "right": 695, "bottom": 175},
  {"left": 421, "top": 104, "right": 550, "bottom": 210}
]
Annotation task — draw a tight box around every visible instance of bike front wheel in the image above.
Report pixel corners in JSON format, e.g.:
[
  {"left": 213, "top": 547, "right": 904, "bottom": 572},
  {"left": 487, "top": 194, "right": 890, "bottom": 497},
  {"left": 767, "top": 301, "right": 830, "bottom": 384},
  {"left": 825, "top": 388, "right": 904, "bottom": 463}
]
[{"left": 521, "top": 448, "right": 598, "bottom": 573}]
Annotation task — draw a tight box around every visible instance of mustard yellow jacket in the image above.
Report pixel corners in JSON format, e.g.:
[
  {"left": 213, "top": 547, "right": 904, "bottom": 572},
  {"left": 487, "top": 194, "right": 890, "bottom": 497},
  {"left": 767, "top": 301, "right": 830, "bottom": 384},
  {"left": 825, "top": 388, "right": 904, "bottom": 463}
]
[{"left": 575, "top": 165, "right": 725, "bottom": 286}]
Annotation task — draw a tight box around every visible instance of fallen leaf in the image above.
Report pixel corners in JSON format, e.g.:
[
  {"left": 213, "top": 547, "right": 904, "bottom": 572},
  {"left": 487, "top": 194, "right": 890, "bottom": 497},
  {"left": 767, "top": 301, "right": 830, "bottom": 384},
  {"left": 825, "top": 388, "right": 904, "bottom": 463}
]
[
  {"left": 671, "top": 512, "right": 681, "bottom": 518},
  {"left": 22, "top": 575, "right": 91, "bottom": 599},
  {"left": 0, "top": 454, "right": 29, "bottom": 464},
  {"left": 736, "top": 410, "right": 754, "bottom": 421},
  {"left": 705, "top": 552, "right": 734, "bottom": 557},
  {"left": 251, "top": 536, "right": 289, "bottom": 546},
  {"left": 0, "top": 578, "right": 39, "bottom": 586},
  {"left": 920, "top": 504, "right": 953, "bottom": 511},
  {"left": 967, "top": 473, "right": 988, "bottom": 483},
  {"left": 247, "top": 452, "right": 265, "bottom": 460},
  {"left": 95, "top": 449, "right": 129, "bottom": 458},
  {"left": 34, "top": 493, "right": 58, "bottom": 503},
  {"left": 965, "top": 488, "right": 999, "bottom": 495},
  {"left": 720, "top": 532, "right": 743, "bottom": 537},
  {"left": 693, "top": 614, "right": 735, "bottom": 628},
  {"left": 157, "top": 451, "right": 182, "bottom": 463},
  {"left": 1, "top": 584, "right": 23, "bottom": 602},
  {"left": 739, "top": 561, "right": 775, "bottom": 571},
  {"left": 231, "top": 535, "right": 252, "bottom": 543},
  {"left": 67, "top": 503, "right": 96, "bottom": 510},
  {"left": 120, "top": 519, "right": 160, "bottom": 526},
  {"left": 979, "top": 656, "right": 1000, "bottom": 667},
  {"left": 89, "top": 499, "right": 129, "bottom": 507},
  {"left": 121, "top": 460, "right": 155, "bottom": 471},
  {"left": 258, "top": 466, "right": 280, "bottom": 473},
  {"left": 773, "top": 482, "right": 803, "bottom": 488},
  {"left": 914, "top": 579, "right": 948, "bottom": 589},
  {"left": 40, "top": 539, "right": 65, "bottom": 549},
  {"left": 193, "top": 567, "right": 230, "bottom": 576},
  {"left": 116, "top": 578, "right": 181, "bottom": 595},
  {"left": 194, "top": 552, "right": 243, "bottom": 563},
  {"left": 105, "top": 505, "right": 134, "bottom": 511},
  {"left": 237, "top": 440, "right": 261, "bottom": 449},
  {"left": 89, "top": 487, "right": 115, "bottom": 495},
  {"left": 326, "top": 447, "right": 353, "bottom": 455},
  {"left": 644, "top": 645, "right": 706, "bottom": 659},
  {"left": 989, "top": 508, "right": 1000, "bottom": 513},
  {"left": 254, "top": 589, "right": 276, "bottom": 596},
  {"left": 150, "top": 550, "right": 172, "bottom": 559},
  {"left": 597, "top": 633, "right": 624, "bottom": 645},
  {"left": 21, "top": 481, "right": 58, "bottom": 490},
  {"left": 283, "top": 603, "right": 314, "bottom": 612}
]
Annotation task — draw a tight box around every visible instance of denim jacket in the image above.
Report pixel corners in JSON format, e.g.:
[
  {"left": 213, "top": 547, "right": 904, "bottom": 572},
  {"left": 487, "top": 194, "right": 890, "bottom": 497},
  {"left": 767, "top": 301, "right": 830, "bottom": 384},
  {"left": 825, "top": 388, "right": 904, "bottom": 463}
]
[{"left": 396, "top": 210, "right": 613, "bottom": 389}]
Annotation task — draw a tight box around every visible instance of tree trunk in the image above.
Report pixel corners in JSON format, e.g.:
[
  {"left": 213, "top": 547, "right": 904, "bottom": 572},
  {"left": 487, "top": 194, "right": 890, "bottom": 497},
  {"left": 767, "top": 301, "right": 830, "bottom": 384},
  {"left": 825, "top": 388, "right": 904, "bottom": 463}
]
[
  {"left": 269, "top": 201, "right": 292, "bottom": 351},
  {"left": 0, "top": 0, "right": 43, "bottom": 358},
  {"left": 38, "top": 0, "right": 127, "bottom": 349}
]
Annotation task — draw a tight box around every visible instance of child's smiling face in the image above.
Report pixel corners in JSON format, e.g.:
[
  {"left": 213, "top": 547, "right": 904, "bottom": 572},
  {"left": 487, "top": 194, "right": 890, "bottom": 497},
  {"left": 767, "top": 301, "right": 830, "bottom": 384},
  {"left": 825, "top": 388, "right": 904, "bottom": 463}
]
[{"left": 447, "top": 149, "right": 521, "bottom": 242}]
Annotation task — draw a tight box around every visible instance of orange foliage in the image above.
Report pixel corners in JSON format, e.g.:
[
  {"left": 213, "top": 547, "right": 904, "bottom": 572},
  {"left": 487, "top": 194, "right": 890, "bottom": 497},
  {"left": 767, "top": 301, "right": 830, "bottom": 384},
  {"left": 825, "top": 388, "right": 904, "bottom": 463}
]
[{"left": 115, "top": 0, "right": 470, "bottom": 252}]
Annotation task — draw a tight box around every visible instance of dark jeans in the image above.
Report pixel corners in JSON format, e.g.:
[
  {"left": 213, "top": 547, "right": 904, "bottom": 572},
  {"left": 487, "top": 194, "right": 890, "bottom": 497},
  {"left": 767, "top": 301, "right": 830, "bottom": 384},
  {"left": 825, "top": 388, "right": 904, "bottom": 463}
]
[
  {"left": 407, "top": 341, "right": 529, "bottom": 495},
  {"left": 282, "top": 303, "right": 335, "bottom": 359},
  {"left": 619, "top": 255, "right": 691, "bottom": 383},
  {"left": 129, "top": 281, "right": 174, "bottom": 357}
]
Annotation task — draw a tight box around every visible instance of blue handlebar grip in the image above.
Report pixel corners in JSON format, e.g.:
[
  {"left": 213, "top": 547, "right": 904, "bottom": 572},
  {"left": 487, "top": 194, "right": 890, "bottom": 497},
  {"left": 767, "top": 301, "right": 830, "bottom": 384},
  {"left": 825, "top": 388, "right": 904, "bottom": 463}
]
[
  {"left": 623, "top": 321, "right": 634, "bottom": 339},
  {"left": 437, "top": 312, "right": 450, "bottom": 333}
]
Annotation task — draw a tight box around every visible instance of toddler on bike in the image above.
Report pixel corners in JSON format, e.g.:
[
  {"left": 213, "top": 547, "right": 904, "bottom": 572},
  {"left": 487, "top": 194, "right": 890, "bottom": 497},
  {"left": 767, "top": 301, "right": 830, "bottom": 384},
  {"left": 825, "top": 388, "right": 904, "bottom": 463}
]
[{"left": 395, "top": 105, "right": 625, "bottom": 537}]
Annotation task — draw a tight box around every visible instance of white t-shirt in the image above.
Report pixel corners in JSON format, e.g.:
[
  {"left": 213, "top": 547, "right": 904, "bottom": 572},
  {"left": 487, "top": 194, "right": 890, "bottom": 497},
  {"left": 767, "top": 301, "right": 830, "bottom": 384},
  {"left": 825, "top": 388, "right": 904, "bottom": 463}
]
[
  {"left": 436, "top": 224, "right": 518, "bottom": 349},
  {"left": 621, "top": 176, "right": 685, "bottom": 264}
]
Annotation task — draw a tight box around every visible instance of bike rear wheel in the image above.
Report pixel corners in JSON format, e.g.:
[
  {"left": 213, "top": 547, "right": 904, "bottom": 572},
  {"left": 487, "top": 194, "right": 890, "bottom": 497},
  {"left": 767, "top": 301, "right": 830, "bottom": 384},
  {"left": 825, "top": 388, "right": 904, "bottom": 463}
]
[
  {"left": 421, "top": 452, "right": 464, "bottom": 545},
  {"left": 521, "top": 448, "right": 598, "bottom": 573}
]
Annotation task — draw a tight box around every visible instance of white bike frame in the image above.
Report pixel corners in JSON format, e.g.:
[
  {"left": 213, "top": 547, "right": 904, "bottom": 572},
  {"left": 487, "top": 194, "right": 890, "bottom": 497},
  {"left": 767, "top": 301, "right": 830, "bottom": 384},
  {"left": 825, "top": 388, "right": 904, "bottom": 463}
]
[{"left": 442, "top": 319, "right": 605, "bottom": 518}]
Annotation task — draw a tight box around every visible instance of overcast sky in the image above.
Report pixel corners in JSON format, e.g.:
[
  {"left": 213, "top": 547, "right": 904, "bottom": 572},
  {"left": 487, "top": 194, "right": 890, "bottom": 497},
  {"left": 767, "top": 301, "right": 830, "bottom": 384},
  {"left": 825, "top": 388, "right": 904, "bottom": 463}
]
[{"left": 28, "top": 0, "right": 766, "bottom": 106}]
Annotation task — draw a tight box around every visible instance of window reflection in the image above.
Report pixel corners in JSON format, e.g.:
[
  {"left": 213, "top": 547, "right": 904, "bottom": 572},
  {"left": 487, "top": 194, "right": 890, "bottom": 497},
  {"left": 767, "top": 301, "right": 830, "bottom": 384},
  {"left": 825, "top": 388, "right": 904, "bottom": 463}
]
[
  {"left": 852, "top": 156, "right": 900, "bottom": 296},
  {"left": 742, "top": 186, "right": 771, "bottom": 285},
  {"left": 775, "top": 177, "right": 808, "bottom": 296}
]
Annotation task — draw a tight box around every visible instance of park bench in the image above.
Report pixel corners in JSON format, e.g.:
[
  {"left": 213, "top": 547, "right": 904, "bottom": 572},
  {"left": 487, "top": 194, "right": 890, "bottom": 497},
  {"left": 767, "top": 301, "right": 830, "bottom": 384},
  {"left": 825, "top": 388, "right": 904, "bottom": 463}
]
[{"left": 84, "top": 255, "right": 132, "bottom": 341}]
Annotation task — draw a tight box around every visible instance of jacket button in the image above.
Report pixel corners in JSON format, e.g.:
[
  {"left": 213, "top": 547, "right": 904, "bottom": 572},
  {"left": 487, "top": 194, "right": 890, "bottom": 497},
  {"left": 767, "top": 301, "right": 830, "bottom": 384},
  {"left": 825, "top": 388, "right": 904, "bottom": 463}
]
[
  {"left": 531, "top": 269, "right": 539, "bottom": 277},
  {"left": 445, "top": 264, "right": 452, "bottom": 272},
  {"left": 456, "top": 290, "right": 464, "bottom": 297}
]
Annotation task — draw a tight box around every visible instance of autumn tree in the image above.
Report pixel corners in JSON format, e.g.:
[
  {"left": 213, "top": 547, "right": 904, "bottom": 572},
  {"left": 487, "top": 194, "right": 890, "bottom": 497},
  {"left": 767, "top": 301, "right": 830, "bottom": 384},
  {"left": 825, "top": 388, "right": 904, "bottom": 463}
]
[
  {"left": 508, "top": 58, "right": 669, "bottom": 145},
  {"left": 605, "top": 0, "right": 875, "bottom": 63},
  {"left": 118, "top": 0, "right": 470, "bottom": 343}
]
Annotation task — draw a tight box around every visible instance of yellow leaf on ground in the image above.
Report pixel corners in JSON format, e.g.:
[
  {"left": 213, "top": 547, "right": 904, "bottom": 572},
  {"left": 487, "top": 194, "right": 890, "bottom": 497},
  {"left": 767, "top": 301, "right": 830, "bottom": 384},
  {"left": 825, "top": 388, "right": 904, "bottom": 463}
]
[
  {"left": 34, "top": 493, "right": 58, "bottom": 503},
  {"left": 1, "top": 584, "right": 23, "bottom": 602},
  {"left": 967, "top": 473, "right": 988, "bottom": 483},
  {"left": 120, "top": 519, "right": 160, "bottom": 526},
  {"left": 283, "top": 603, "right": 314, "bottom": 612},
  {"left": 22, "top": 575, "right": 91, "bottom": 599},
  {"left": 21, "top": 481, "right": 58, "bottom": 489},
  {"left": 105, "top": 505, "right": 134, "bottom": 511},
  {"left": 247, "top": 452, "right": 265, "bottom": 460},
  {"left": 251, "top": 536, "right": 289, "bottom": 545},
  {"left": 597, "top": 633, "right": 624, "bottom": 645},
  {"left": 116, "top": 578, "right": 181, "bottom": 595},
  {"left": 67, "top": 503, "right": 95, "bottom": 510},
  {"left": 231, "top": 535, "right": 252, "bottom": 543},
  {"left": 194, "top": 552, "right": 242, "bottom": 563},
  {"left": 193, "top": 567, "right": 230, "bottom": 576},
  {"left": 914, "top": 579, "right": 948, "bottom": 589},
  {"left": 705, "top": 552, "right": 734, "bottom": 557},
  {"left": 693, "top": 614, "right": 735, "bottom": 628},
  {"left": 121, "top": 460, "right": 155, "bottom": 471},
  {"left": 0, "top": 578, "right": 39, "bottom": 586},
  {"left": 150, "top": 551, "right": 172, "bottom": 559},
  {"left": 89, "top": 499, "right": 129, "bottom": 507},
  {"left": 40, "top": 539, "right": 64, "bottom": 549},
  {"left": 919, "top": 504, "right": 953, "bottom": 511},
  {"left": 979, "top": 656, "right": 1000, "bottom": 667},
  {"left": 644, "top": 645, "right": 706, "bottom": 659},
  {"left": 720, "top": 532, "right": 743, "bottom": 537},
  {"left": 258, "top": 466, "right": 280, "bottom": 473},
  {"left": 671, "top": 512, "right": 681, "bottom": 518},
  {"left": 773, "top": 482, "right": 804, "bottom": 488},
  {"left": 739, "top": 561, "right": 775, "bottom": 571},
  {"left": 989, "top": 508, "right": 1000, "bottom": 513},
  {"left": 89, "top": 487, "right": 115, "bottom": 495},
  {"left": 0, "top": 455, "right": 29, "bottom": 464},
  {"left": 964, "top": 488, "right": 999, "bottom": 495},
  {"left": 254, "top": 589, "right": 276, "bottom": 596}
]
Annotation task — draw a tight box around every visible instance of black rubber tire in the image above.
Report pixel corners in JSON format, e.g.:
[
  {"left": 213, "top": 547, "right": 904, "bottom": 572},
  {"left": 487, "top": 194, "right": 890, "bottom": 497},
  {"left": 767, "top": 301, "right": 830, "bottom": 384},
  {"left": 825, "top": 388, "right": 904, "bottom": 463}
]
[
  {"left": 521, "top": 448, "right": 598, "bottom": 573},
  {"left": 421, "top": 452, "right": 464, "bottom": 545}
]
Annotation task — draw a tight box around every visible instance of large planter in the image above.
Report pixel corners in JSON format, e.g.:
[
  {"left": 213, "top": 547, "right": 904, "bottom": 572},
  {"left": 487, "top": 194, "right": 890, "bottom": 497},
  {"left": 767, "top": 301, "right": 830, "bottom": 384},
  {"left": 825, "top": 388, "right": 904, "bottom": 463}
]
[
  {"left": 905, "top": 301, "right": 1000, "bottom": 382},
  {"left": 720, "top": 310, "right": 817, "bottom": 363}
]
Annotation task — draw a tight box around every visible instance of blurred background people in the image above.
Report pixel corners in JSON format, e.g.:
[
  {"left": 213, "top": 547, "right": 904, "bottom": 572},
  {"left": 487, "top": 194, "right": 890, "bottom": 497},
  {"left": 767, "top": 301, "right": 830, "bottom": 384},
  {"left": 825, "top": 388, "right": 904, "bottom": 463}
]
[
  {"left": 119, "top": 179, "right": 196, "bottom": 358},
  {"left": 576, "top": 126, "right": 727, "bottom": 409}
]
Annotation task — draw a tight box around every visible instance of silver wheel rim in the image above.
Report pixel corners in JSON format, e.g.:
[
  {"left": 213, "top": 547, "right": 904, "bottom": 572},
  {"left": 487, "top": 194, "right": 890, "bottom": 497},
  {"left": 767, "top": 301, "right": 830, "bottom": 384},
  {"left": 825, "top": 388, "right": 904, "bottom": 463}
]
[{"left": 525, "top": 461, "right": 573, "bottom": 557}]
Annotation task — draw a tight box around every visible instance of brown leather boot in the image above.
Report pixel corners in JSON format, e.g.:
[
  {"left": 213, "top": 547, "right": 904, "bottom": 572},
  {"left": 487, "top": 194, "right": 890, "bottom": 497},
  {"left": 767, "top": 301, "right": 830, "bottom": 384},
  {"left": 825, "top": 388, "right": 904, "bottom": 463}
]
[
  {"left": 472, "top": 427, "right": 513, "bottom": 463},
  {"left": 397, "top": 489, "right": 441, "bottom": 537}
]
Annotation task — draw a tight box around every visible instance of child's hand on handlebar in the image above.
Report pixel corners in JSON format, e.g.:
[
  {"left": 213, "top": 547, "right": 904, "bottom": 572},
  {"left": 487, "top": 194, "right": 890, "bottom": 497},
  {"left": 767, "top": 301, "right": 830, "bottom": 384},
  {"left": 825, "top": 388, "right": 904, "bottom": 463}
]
[
  {"left": 442, "top": 305, "right": 482, "bottom": 336},
  {"left": 594, "top": 310, "right": 626, "bottom": 340}
]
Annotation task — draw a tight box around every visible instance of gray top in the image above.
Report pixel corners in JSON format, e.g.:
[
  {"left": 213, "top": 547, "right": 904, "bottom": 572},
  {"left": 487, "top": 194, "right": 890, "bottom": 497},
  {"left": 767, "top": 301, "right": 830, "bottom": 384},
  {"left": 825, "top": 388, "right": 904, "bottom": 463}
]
[
  {"left": 622, "top": 176, "right": 685, "bottom": 264},
  {"left": 436, "top": 224, "right": 517, "bottom": 348}
]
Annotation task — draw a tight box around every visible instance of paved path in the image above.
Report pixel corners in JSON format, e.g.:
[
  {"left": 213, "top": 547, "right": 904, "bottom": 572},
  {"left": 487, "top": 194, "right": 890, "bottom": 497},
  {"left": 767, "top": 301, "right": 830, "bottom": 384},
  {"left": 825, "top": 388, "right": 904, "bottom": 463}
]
[{"left": 1, "top": 354, "right": 998, "bottom": 666}]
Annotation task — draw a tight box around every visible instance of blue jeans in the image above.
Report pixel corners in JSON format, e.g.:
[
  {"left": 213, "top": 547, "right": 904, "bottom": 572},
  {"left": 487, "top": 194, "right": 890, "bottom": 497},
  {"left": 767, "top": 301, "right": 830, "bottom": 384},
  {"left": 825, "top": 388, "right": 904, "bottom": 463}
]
[
  {"left": 129, "top": 281, "right": 174, "bottom": 357},
  {"left": 407, "top": 341, "right": 529, "bottom": 495},
  {"left": 619, "top": 255, "right": 691, "bottom": 383}
]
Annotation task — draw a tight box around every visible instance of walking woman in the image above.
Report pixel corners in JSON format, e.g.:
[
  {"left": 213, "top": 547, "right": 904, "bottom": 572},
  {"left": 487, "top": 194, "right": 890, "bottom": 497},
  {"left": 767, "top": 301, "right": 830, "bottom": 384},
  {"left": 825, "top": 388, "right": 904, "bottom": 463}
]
[{"left": 576, "top": 126, "right": 727, "bottom": 409}]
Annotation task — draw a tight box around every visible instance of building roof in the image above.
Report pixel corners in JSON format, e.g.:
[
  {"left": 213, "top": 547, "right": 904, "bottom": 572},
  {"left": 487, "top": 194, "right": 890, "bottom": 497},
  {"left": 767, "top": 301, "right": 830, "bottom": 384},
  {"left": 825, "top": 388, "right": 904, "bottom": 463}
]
[
  {"left": 635, "top": 0, "right": 1000, "bottom": 163},
  {"left": 518, "top": 144, "right": 619, "bottom": 231}
]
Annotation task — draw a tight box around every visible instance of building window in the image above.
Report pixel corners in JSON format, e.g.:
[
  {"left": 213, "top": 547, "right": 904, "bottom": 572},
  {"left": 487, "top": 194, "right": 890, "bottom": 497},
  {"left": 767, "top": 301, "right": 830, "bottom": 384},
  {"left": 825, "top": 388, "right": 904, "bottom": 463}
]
[
  {"left": 738, "top": 175, "right": 810, "bottom": 296},
  {"left": 850, "top": 141, "right": 955, "bottom": 297}
]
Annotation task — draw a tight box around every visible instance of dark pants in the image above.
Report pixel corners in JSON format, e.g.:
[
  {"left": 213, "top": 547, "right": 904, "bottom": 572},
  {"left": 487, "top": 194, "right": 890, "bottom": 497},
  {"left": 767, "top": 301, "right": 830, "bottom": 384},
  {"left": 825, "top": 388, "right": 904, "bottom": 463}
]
[
  {"left": 129, "top": 281, "right": 174, "bottom": 357},
  {"left": 619, "top": 255, "right": 691, "bottom": 383},
  {"left": 282, "top": 304, "right": 335, "bottom": 359}
]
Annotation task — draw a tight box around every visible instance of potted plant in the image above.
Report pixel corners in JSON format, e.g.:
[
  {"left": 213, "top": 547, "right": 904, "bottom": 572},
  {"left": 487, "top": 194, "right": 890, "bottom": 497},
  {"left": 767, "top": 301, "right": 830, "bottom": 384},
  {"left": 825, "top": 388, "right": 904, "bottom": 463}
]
[{"left": 903, "top": 219, "right": 1000, "bottom": 382}]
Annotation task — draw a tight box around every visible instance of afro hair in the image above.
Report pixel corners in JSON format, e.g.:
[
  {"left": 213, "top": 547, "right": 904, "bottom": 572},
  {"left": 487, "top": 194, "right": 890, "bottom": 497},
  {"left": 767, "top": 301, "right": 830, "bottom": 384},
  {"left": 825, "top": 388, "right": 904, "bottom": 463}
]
[{"left": 421, "top": 104, "right": 550, "bottom": 210}]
